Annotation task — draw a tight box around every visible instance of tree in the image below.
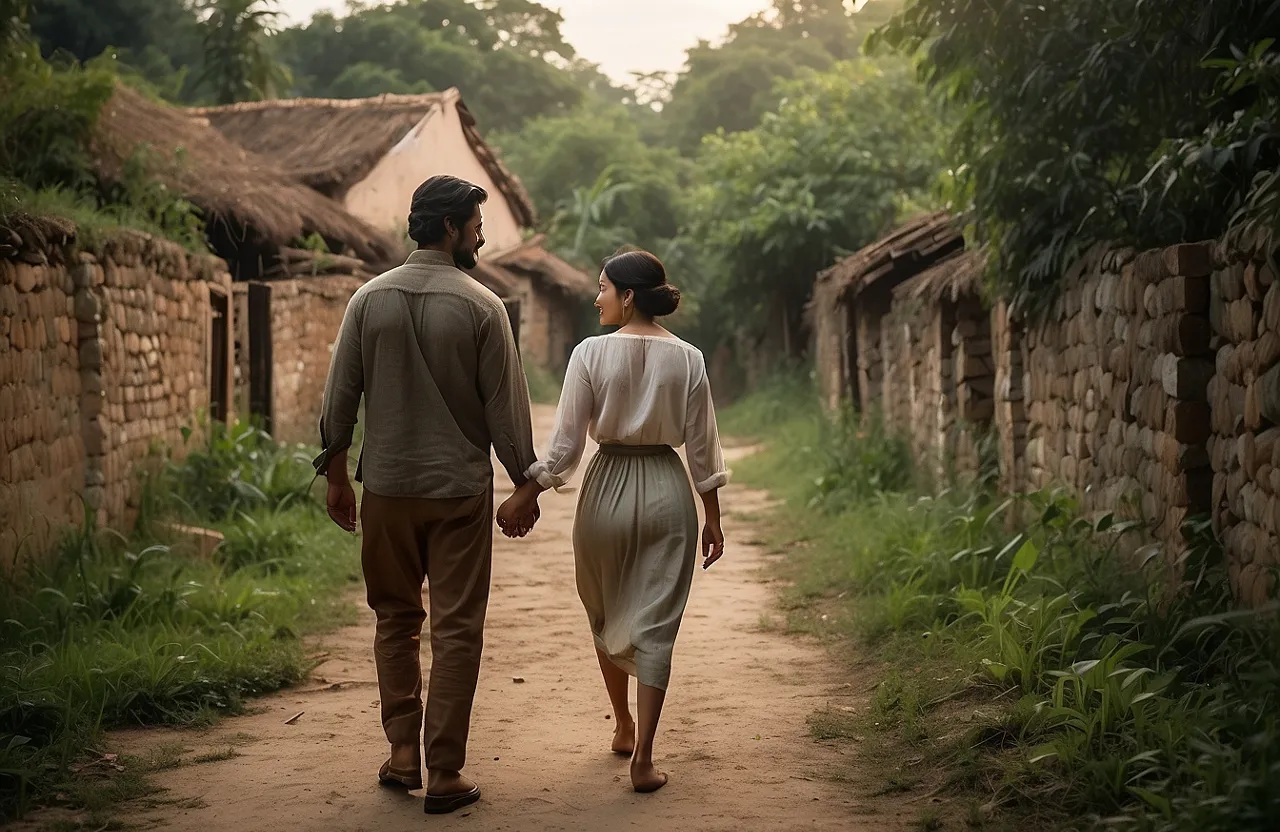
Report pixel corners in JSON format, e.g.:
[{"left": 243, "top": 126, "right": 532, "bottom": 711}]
[
  {"left": 1, "top": 0, "right": 30, "bottom": 69},
  {"left": 327, "top": 62, "right": 434, "bottom": 99},
  {"left": 549, "top": 165, "right": 637, "bottom": 266},
  {"left": 409, "top": 0, "right": 574, "bottom": 60},
  {"left": 1, "top": 0, "right": 118, "bottom": 192},
  {"left": 196, "top": 0, "right": 290, "bottom": 104},
  {"left": 27, "top": 0, "right": 205, "bottom": 101},
  {"left": 873, "top": 0, "right": 1280, "bottom": 309},
  {"left": 685, "top": 59, "right": 946, "bottom": 356},
  {"left": 275, "top": 0, "right": 593, "bottom": 131},
  {"left": 28, "top": 0, "right": 197, "bottom": 64},
  {"left": 661, "top": 0, "right": 902, "bottom": 154},
  {"left": 492, "top": 103, "right": 689, "bottom": 260}
]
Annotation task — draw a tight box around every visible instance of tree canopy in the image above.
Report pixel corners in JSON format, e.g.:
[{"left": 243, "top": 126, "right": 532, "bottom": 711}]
[
  {"left": 660, "top": 0, "right": 902, "bottom": 154},
  {"left": 276, "top": 0, "right": 590, "bottom": 132},
  {"left": 491, "top": 103, "right": 689, "bottom": 268},
  {"left": 873, "top": 0, "right": 1280, "bottom": 308},
  {"left": 684, "top": 58, "right": 946, "bottom": 353}
]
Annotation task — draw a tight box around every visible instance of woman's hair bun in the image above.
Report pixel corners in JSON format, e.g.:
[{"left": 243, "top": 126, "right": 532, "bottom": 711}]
[{"left": 603, "top": 249, "right": 681, "bottom": 318}]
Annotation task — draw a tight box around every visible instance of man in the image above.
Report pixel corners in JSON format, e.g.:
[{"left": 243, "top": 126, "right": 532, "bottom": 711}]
[{"left": 315, "top": 175, "right": 541, "bottom": 815}]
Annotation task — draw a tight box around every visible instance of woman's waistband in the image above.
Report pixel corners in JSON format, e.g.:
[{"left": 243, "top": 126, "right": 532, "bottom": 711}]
[{"left": 596, "top": 443, "right": 674, "bottom": 457}]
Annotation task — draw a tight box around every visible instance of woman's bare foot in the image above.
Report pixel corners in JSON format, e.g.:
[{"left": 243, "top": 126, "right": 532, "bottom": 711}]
[
  {"left": 630, "top": 759, "right": 668, "bottom": 793},
  {"left": 612, "top": 719, "right": 636, "bottom": 756}
]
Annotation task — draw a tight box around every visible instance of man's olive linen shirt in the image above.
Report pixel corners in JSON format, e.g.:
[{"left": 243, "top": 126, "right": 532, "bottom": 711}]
[{"left": 313, "top": 249, "right": 537, "bottom": 498}]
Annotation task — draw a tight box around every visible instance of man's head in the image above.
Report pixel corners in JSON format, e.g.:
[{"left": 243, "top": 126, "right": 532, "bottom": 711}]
[{"left": 407, "top": 175, "right": 488, "bottom": 268}]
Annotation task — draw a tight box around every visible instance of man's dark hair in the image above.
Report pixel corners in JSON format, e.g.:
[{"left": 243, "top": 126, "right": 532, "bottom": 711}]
[{"left": 407, "top": 175, "right": 488, "bottom": 246}]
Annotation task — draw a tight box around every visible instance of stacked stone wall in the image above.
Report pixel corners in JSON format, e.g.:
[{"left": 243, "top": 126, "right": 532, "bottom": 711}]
[
  {"left": 0, "top": 255, "right": 84, "bottom": 568},
  {"left": 820, "top": 234, "right": 1279, "bottom": 603},
  {"left": 0, "top": 230, "right": 230, "bottom": 572}
]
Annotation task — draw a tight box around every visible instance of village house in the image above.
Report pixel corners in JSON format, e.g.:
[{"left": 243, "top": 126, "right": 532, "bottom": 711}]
[
  {"left": 809, "top": 212, "right": 993, "bottom": 470},
  {"left": 193, "top": 90, "right": 596, "bottom": 376},
  {"left": 91, "top": 85, "right": 409, "bottom": 443}
]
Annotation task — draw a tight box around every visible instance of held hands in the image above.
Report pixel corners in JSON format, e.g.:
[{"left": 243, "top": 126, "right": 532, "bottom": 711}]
[{"left": 497, "top": 482, "right": 541, "bottom": 538}]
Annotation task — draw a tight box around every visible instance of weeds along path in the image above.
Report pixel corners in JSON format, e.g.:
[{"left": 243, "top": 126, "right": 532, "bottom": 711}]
[{"left": 91, "top": 405, "right": 911, "bottom": 831}]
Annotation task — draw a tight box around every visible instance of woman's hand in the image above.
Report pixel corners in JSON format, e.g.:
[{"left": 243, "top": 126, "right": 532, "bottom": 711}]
[
  {"left": 497, "top": 483, "right": 541, "bottom": 538},
  {"left": 701, "top": 519, "right": 725, "bottom": 569}
]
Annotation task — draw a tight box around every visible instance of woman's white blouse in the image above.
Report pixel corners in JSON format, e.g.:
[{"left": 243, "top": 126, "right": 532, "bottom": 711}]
[{"left": 525, "top": 334, "right": 730, "bottom": 494}]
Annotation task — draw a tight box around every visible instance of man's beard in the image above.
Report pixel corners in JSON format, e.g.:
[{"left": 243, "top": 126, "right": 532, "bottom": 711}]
[{"left": 453, "top": 241, "right": 478, "bottom": 269}]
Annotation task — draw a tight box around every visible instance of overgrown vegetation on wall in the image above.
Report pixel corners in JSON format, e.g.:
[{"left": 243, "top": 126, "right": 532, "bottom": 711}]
[
  {"left": 873, "top": 0, "right": 1280, "bottom": 311},
  {"left": 0, "top": 3, "right": 205, "bottom": 253}
]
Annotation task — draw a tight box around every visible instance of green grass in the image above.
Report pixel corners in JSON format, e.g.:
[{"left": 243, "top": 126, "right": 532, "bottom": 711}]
[
  {"left": 721, "top": 379, "right": 1280, "bottom": 832},
  {"left": 1, "top": 177, "right": 207, "bottom": 255},
  {"left": 0, "top": 420, "right": 361, "bottom": 825}
]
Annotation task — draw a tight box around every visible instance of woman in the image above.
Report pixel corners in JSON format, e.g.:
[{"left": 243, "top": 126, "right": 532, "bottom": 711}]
[{"left": 496, "top": 249, "right": 728, "bottom": 794}]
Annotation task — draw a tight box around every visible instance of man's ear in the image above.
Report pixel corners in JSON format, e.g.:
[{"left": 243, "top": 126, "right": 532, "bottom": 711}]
[{"left": 442, "top": 216, "right": 457, "bottom": 239}]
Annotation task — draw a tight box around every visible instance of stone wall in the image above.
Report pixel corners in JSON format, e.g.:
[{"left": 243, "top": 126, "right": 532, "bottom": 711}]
[
  {"left": 269, "top": 276, "right": 363, "bottom": 444},
  {"left": 854, "top": 292, "right": 890, "bottom": 414},
  {"left": 0, "top": 254, "right": 85, "bottom": 568},
  {"left": 951, "top": 295, "right": 995, "bottom": 470},
  {"left": 93, "top": 235, "right": 231, "bottom": 525},
  {"left": 510, "top": 276, "right": 577, "bottom": 373},
  {"left": 231, "top": 276, "right": 363, "bottom": 445},
  {"left": 992, "top": 301, "right": 1028, "bottom": 494},
  {"left": 1019, "top": 244, "right": 1215, "bottom": 559},
  {"left": 869, "top": 285, "right": 993, "bottom": 475},
  {"left": 0, "top": 229, "right": 231, "bottom": 572},
  {"left": 822, "top": 234, "right": 1279, "bottom": 603},
  {"left": 1208, "top": 243, "right": 1280, "bottom": 605},
  {"left": 882, "top": 295, "right": 942, "bottom": 464}
]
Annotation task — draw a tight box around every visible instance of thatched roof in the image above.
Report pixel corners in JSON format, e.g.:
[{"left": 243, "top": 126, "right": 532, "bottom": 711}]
[
  {"left": 818, "top": 212, "right": 964, "bottom": 302},
  {"left": 191, "top": 90, "right": 537, "bottom": 227},
  {"left": 463, "top": 235, "right": 594, "bottom": 300},
  {"left": 494, "top": 235, "right": 596, "bottom": 297},
  {"left": 467, "top": 258, "right": 518, "bottom": 297},
  {"left": 92, "top": 84, "right": 402, "bottom": 268},
  {"left": 893, "top": 250, "right": 987, "bottom": 305}
]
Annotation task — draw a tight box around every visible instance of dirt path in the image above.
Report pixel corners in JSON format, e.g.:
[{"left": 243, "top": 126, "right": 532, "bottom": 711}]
[{"left": 106, "top": 405, "right": 910, "bottom": 831}]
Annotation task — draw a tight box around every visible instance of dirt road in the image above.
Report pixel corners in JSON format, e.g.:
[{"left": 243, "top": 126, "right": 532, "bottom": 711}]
[{"left": 109, "top": 405, "right": 910, "bottom": 831}]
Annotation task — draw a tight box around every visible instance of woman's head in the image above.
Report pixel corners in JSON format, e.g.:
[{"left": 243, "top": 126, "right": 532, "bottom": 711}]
[{"left": 596, "top": 249, "right": 681, "bottom": 326}]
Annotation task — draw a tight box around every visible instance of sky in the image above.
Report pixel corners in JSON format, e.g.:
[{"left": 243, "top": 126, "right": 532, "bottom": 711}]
[{"left": 275, "top": 0, "right": 772, "bottom": 84}]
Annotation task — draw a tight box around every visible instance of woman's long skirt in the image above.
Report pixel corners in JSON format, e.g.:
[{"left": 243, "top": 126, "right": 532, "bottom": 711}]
[{"left": 573, "top": 443, "right": 699, "bottom": 691}]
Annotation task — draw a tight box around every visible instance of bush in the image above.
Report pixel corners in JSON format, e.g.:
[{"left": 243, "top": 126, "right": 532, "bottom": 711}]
[{"left": 156, "top": 419, "right": 317, "bottom": 524}]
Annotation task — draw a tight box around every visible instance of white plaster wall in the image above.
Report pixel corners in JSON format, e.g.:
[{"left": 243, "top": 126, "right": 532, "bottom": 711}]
[{"left": 344, "top": 98, "right": 525, "bottom": 255}]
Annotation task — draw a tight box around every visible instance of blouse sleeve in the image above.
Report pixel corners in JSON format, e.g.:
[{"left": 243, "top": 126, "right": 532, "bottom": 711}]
[
  {"left": 525, "top": 343, "right": 594, "bottom": 490},
  {"left": 685, "top": 356, "right": 729, "bottom": 494}
]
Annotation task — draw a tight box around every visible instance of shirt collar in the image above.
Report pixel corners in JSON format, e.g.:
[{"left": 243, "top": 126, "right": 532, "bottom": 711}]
[{"left": 405, "top": 249, "right": 458, "bottom": 269}]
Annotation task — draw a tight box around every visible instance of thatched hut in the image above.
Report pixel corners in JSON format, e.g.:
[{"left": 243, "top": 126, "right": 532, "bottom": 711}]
[
  {"left": 194, "top": 89, "right": 595, "bottom": 371},
  {"left": 191, "top": 90, "right": 535, "bottom": 252},
  {"left": 810, "top": 213, "right": 999, "bottom": 470},
  {"left": 93, "top": 84, "right": 402, "bottom": 279},
  {"left": 809, "top": 212, "right": 964, "bottom": 410},
  {"left": 477, "top": 235, "right": 596, "bottom": 370}
]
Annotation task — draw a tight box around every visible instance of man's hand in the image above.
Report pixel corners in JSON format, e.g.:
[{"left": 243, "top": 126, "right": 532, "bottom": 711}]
[
  {"left": 496, "top": 486, "right": 540, "bottom": 538},
  {"left": 326, "top": 480, "right": 358, "bottom": 533}
]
